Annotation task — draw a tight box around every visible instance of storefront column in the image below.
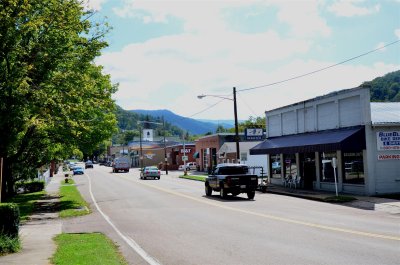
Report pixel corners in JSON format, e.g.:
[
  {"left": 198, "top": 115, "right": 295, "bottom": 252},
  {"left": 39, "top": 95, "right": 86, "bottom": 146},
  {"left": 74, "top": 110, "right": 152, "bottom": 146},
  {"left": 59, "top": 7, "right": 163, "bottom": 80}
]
[
  {"left": 267, "top": 154, "right": 271, "bottom": 184},
  {"left": 295, "top": 153, "right": 300, "bottom": 177},
  {"left": 315, "top": 151, "right": 320, "bottom": 189},
  {"left": 280, "top": 154, "right": 284, "bottom": 179},
  {"left": 336, "top": 150, "right": 343, "bottom": 192}
]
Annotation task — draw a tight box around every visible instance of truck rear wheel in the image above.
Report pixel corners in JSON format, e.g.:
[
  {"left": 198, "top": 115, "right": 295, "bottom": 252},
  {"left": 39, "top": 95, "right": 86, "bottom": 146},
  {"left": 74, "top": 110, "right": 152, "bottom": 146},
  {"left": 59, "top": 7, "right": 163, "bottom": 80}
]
[
  {"left": 247, "top": 191, "right": 255, "bottom": 200},
  {"left": 205, "top": 184, "right": 212, "bottom": 196}
]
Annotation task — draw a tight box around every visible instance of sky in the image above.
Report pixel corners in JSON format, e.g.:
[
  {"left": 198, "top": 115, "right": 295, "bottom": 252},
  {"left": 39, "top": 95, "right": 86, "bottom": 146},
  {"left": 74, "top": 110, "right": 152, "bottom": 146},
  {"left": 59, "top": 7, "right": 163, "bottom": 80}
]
[{"left": 87, "top": 0, "right": 400, "bottom": 121}]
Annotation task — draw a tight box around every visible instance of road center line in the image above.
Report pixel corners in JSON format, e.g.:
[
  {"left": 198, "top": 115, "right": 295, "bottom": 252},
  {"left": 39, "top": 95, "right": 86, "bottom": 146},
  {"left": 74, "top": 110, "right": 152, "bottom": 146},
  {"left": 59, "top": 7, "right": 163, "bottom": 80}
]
[
  {"left": 85, "top": 173, "right": 162, "bottom": 265},
  {"left": 120, "top": 174, "right": 400, "bottom": 242}
]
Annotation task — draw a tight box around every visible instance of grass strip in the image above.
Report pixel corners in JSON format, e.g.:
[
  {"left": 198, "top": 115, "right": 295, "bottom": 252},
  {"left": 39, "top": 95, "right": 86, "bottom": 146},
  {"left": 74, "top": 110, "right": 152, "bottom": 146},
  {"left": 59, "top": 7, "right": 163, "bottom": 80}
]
[
  {"left": 59, "top": 179, "right": 90, "bottom": 218},
  {"left": 6, "top": 191, "right": 45, "bottom": 222},
  {"left": 52, "top": 233, "right": 128, "bottom": 265},
  {"left": 179, "top": 175, "right": 207, "bottom": 182}
]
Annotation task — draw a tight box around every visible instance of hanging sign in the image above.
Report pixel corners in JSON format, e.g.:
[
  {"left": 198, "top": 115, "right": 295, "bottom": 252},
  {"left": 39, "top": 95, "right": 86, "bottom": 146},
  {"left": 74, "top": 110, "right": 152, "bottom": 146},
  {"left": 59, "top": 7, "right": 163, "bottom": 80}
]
[
  {"left": 245, "top": 128, "right": 264, "bottom": 140},
  {"left": 377, "top": 131, "right": 400, "bottom": 150}
]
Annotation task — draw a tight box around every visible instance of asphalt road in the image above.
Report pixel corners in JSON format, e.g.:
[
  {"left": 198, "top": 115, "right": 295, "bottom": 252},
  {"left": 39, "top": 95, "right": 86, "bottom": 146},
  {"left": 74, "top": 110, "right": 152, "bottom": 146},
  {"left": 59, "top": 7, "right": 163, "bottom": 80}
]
[{"left": 66, "top": 165, "right": 400, "bottom": 265}]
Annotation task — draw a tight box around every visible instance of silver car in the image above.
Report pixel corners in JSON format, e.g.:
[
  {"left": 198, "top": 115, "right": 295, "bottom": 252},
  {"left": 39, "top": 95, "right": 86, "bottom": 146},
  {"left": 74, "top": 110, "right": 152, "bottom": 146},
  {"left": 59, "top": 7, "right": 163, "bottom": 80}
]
[{"left": 140, "top": 166, "right": 161, "bottom": 180}]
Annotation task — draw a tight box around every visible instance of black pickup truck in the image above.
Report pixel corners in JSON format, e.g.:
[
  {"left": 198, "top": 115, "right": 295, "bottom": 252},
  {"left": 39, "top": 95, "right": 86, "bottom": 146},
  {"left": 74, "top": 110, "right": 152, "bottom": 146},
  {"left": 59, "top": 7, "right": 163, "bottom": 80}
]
[{"left": 205, "top": 164, "right": 258, "bottom": 200}]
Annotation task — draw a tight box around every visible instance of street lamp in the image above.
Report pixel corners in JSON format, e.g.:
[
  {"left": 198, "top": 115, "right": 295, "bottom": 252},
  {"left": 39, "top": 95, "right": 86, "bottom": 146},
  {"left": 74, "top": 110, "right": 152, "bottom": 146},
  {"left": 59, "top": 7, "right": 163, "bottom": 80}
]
[
  {"left": 137, "top": 119, "right": 168, "bottom": 174},
  {"left": 198, "top": 87, "right": 240, "bottom": 162}
]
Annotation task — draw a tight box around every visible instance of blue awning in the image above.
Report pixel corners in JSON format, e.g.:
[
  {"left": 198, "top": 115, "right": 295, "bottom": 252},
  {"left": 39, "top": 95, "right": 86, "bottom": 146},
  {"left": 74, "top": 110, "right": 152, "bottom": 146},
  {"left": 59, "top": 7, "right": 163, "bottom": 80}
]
[
  {"left": 250, "top": 126, "right": 365, "bottom": 155},
  {"left": 193, "top": 152, "right": 200, "bottom": 158}
]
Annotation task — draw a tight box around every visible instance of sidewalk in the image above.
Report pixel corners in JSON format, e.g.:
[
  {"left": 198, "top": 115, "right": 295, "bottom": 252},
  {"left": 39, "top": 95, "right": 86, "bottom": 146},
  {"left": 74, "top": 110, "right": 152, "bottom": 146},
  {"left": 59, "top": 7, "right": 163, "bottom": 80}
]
[
  {"left": 266, "top": 184, "right": 400, "bottom": 214},
  {"left": 0, "top": 173, "right": 63, "bottom": 265}
]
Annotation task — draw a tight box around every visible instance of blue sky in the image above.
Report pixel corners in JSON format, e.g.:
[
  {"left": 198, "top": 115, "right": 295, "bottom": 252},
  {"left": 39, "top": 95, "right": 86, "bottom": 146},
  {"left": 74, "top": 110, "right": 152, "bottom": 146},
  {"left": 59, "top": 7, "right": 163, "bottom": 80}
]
[{"left": 88, "top": 0, "right": 400, "bottom": 120}]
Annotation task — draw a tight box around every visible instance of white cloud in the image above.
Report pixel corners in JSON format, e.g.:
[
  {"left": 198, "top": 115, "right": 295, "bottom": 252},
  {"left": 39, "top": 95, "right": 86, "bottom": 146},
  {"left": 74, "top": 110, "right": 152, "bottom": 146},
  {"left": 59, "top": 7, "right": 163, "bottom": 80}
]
[
  {"left": 95, "top": 1, "right": 397, "bottom": 120},
  {"left": 395, "top": 28, "right": 400, "bottom": 39},
  {"left": 328, "top": 0, "right": 380, "bottom": 17},
  {"left": 86, "top": 0, "right": 107, "bottom": 11},
  {"left": 112, "top": 0, "right": 330, "bottom": 38},
  {"left": 276, "top": 1, "right": 331, "bottom": 37},
  {"left": 375, "top": 42, "right": 386, "bottom": 51}
]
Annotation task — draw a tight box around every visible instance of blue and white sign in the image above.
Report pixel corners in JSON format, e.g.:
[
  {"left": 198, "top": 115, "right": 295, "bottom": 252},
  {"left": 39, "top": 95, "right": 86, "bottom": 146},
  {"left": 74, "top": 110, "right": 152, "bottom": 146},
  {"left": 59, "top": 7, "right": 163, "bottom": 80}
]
[
  {"left": 377, "top": 131, "right": 400, "bottom": 150},
  {"left": 245, "top": 128, "right": 264, "bottom": 140}
]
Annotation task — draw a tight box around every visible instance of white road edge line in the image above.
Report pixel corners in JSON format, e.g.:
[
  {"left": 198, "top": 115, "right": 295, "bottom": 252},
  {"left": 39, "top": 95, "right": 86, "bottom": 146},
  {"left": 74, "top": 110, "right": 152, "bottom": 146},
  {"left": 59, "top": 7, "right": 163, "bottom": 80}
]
[{"left": 85, "top": 173, "right": 162, "bottom": 265}]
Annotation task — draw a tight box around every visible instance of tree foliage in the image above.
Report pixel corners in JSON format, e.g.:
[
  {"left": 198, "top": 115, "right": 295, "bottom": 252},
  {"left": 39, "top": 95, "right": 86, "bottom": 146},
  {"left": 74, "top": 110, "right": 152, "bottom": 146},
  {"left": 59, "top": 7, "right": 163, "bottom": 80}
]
[
  {"left": 361, "top": 70, "right": 400, "bottom": 102},
  {"left": 0, "top": 0, "right": 117, "bottom": 198}
]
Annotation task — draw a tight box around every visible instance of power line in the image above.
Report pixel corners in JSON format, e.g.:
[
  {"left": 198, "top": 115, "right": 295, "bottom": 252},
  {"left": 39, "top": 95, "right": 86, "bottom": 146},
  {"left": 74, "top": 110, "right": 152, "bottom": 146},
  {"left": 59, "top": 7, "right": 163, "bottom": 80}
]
[
  {"left": 239, "top": 39, "right": 400, "bottom": 92},
  {"left": 183, "top": 39, "right": 399, "bottom": 121},
  {"left": 186, "top": 98, "right": 226, "bottom": 118}
]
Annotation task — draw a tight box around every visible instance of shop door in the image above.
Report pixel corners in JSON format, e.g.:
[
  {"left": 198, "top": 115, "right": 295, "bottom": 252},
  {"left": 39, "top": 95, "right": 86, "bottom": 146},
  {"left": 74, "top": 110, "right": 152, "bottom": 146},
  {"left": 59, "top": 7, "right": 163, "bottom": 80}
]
[{"left": 300, "top": 153, "right": 316, "bottom": 190}]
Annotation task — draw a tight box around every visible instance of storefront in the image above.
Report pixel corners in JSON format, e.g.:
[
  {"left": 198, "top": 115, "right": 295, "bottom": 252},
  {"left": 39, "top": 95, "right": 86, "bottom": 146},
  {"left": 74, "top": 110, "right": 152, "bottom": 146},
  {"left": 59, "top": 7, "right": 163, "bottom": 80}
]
[{"left": 250, "top": 87, "right": 400, "bottom": 195}]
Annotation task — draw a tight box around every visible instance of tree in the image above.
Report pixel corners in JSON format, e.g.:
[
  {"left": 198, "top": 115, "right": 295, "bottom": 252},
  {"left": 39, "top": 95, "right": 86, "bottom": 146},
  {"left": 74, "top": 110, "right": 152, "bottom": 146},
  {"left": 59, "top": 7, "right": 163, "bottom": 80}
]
[{"left": 0, "top": 0, "right": 117, "bottom": 198}]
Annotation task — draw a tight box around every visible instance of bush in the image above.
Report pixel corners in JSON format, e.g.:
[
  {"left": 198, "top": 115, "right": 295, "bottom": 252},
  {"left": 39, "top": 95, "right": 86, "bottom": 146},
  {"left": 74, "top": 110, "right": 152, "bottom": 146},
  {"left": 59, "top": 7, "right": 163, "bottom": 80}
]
[
  {"left": 15, "top": 180, "right": 45, "bottom": 193},
  {"left": 0, "top": 234, "right": 20, "bottom": 254},
  {"left": 0, "top": 203, "right": 20, "bottom": 238}
]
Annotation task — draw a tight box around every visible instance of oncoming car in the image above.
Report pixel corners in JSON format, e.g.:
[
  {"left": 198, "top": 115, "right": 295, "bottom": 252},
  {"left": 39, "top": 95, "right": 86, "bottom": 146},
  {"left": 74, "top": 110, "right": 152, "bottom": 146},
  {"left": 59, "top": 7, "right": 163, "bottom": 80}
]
[
  {"left": 85, "top": 160, "right": 94, "bottom": 169},
  {"left": 140, "top": 166, "right": 161, "bottom": 180}
]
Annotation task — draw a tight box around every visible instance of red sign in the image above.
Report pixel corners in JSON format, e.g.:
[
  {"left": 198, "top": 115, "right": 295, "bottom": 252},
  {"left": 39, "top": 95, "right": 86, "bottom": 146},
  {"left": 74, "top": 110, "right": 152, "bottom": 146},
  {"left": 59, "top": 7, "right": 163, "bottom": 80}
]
[{"left": 378, "top": 154, "right": 400, "bottom": 160}]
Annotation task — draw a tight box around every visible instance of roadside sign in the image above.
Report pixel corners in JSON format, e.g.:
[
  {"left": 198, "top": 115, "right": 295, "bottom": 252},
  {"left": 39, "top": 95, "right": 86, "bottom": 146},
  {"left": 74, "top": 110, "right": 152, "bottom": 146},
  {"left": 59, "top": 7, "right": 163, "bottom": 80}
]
[{"left": 182, "top": 156, "right": 188, "bottom": 161}]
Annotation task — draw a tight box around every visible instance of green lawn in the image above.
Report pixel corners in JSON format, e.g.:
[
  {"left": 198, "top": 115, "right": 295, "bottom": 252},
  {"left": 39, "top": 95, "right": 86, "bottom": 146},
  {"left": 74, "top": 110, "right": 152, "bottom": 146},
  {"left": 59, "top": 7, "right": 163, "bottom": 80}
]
[
  {"left": 5, "top": 191, "right": 45, "bottom": 222},
  {"left": 52, "top": 233, "right": 128, "bottom": 265},
  {"left": 179, "top": 175, "right": 207, "bottom": 182},
  {"left": 59, "top": 179, "right": 90, "bottom": 218}
]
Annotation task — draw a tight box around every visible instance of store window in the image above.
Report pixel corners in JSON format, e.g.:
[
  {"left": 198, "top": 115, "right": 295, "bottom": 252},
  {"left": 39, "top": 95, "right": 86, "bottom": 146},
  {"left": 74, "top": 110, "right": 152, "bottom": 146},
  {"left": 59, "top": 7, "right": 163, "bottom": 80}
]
[
  {"left": 241, "top": 152, "right": 247, "bottom": 162},
  {"left": 270, "top": 154, "right": 281, "bottom": 178},
  {"left": 320, "top": 152, "right": 336, "bottom": 182},
  {"left": 284, "top": 154, "right": 296, "bottom": 178},
  {"left": 343, "top": 152, "right": 364, "bottom": 184}
]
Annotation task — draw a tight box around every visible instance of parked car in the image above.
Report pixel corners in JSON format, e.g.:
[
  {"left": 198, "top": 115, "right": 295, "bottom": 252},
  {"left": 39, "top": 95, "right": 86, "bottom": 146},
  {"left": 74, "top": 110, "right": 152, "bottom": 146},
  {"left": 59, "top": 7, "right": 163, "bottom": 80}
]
[
  {"left": 178, "top": 162, "right": 197, "bottom": 171},
  {"left": 85, "top": 160, "right": 94, "bottom": 169},
  {"left": 140, "top": 166, "right": 161, "bottom": 180},
  {"left": 73, "top": 166, "right": 84, "bottom": 175},
  {"left": 68, "top": 162, "right": 76, "bottom": 170}
]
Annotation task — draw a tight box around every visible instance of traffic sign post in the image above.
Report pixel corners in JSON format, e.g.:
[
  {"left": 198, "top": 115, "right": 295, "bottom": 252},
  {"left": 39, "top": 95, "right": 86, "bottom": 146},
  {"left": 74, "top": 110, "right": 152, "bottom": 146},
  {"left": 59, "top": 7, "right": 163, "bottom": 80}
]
[{"left": 331, "top": 157, "right": 338, "bottom": 197}]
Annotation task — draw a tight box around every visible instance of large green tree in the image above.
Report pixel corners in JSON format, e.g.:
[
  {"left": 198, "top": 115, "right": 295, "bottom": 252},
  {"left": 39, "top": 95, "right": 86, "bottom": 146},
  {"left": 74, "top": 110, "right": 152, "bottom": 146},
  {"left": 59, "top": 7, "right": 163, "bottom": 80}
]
[{"left": 0, "top": 0, "right": 117, "bottom": 198}]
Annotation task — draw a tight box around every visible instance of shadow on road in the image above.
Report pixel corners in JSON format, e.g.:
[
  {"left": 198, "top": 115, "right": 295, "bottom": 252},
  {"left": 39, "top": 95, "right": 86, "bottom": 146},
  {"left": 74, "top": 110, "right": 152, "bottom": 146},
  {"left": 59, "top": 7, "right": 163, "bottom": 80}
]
[{"left": 202, "top": 194, "right": 254, "bottom": 202}]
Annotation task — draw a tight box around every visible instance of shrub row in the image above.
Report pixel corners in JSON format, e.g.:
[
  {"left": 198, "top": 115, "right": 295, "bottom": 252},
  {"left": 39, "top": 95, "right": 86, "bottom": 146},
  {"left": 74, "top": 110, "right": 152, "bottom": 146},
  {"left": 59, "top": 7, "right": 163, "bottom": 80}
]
[
  {"left": 0, "top": 203, "right": 20, "bottom": 238},
  {"left": 15, "top": 180, "right": 45, "bottom": 193}
]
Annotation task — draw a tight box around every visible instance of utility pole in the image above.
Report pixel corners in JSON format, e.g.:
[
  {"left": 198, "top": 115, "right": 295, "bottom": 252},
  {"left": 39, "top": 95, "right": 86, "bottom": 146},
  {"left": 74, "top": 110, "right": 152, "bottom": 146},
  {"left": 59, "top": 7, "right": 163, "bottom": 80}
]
[
  {"left": 0, "top": 157, "right": 3, "bottom": 202},
  {"left": 139, "top": 123, "right": 143, "bottom": 169},
  {"left": 233, "top": 87, "right": 240, "bottom": 162},
  {"left": 163, "top": 117, "right": 168, "bottom": 175}
]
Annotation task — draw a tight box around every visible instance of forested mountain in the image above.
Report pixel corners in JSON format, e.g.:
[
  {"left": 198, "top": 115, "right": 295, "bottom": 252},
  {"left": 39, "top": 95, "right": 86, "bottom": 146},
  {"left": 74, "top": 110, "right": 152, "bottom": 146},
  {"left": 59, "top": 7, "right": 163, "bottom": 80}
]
[
  {"left": 114, "top": 106, "right": 183, "bottom": 136},
  {"left": 361, "top": 70, "right": 400, "bottom": 102},
  {"left": 130, "top": 109, "right": 225, "bottom": 135}
]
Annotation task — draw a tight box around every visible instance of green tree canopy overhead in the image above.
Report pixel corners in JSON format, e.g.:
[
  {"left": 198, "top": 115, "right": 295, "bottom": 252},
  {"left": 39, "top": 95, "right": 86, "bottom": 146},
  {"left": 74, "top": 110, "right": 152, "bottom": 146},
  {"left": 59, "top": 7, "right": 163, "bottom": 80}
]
[{"left": 0, "top": 0, "right": 117, "bottom": 198}]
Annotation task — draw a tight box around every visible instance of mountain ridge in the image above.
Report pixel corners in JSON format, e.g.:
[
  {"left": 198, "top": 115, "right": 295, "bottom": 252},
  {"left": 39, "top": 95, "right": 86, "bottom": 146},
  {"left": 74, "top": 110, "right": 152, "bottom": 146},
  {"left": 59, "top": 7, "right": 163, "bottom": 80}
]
[{"left": 129, "top": 109, "right": 234, "bottom": 135}]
